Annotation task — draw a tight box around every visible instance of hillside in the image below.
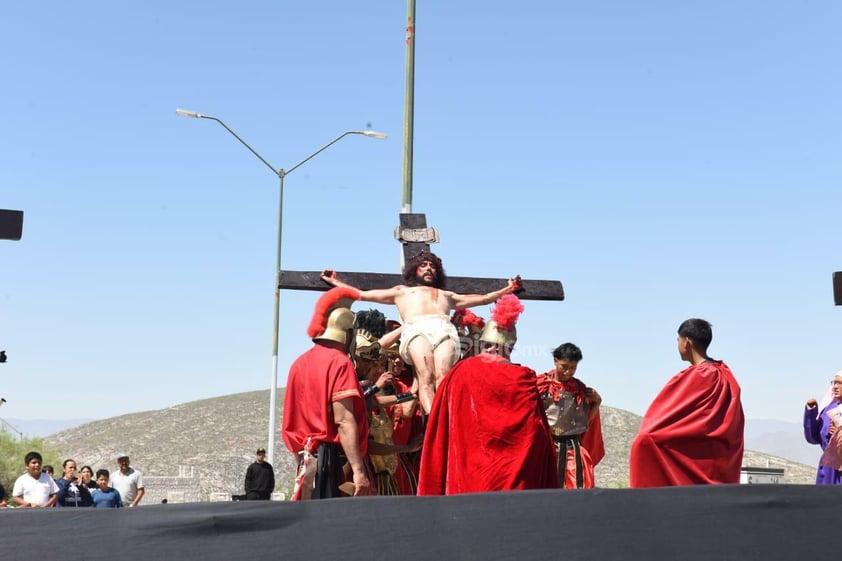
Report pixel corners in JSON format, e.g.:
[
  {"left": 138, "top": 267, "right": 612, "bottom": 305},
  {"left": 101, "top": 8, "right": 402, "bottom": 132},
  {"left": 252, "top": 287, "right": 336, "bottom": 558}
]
[
  {"left": 45, "top": 389, "right": 816, "bottom": 501},
  {"left": 46, "top": 390, "right": 299, "bottom": 502}
]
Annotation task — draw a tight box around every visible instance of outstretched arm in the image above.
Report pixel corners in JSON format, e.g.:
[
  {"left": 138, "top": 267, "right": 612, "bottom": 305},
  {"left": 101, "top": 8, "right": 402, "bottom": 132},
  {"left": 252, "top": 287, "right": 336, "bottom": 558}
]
[
  {"left": 321, "top": 269, "right": 401, "bottom": 305},
  {"left": 449, "top": 275, "right": 522, "bottom": 309}
]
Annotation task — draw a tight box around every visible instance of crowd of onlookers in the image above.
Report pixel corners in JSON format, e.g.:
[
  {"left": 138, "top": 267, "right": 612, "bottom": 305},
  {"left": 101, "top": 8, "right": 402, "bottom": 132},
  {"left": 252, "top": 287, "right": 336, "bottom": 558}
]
[{"left": 0, "top": 451, "right": 145, "bottom": 508}]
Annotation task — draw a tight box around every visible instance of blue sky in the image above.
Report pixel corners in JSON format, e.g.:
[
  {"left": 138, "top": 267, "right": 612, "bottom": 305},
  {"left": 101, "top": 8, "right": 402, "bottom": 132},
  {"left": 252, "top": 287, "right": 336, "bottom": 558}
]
[{"left": 1, "top": 1, "right": 840, "bottom": 425}]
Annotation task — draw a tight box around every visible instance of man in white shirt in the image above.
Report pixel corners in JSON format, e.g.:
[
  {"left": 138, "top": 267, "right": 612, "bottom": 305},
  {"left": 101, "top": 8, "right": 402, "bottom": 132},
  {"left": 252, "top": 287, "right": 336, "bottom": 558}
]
[
  {"left": 110, "top": 453, "right": 145, "bottom": 507},
  {"left": 12, "top": 451, "right": 59, "bottom": 507}
]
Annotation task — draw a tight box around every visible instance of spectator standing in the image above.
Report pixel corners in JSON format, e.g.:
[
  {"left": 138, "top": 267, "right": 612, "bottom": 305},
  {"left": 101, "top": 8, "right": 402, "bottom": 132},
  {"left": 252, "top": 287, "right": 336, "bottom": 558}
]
[
  {"left": 244, "top": 447, "right": 275, "bottom": 500},
  {"left": 803, "top": 371, "right": 842, "bottom": 484},
  {"left": 11, "top": 451, "right": 59, "bottom": 508},
  {"left": 79, "top": 465, "right": 97, "bottom": 492},
  {"left": 110, "top": 453, "right": 144, "bottom": 507},
  {"left": 91, "top": 469, "right": 123, "bottom": 508},
  {"left": 56, "top": 459, "right": 93, "bottom": 507}
]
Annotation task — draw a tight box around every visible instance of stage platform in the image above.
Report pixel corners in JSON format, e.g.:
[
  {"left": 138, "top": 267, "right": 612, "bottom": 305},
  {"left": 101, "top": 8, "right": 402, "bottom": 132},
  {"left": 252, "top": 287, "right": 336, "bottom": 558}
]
[{"left": 1, "top": 484, "right": 832, "bottom": 560}]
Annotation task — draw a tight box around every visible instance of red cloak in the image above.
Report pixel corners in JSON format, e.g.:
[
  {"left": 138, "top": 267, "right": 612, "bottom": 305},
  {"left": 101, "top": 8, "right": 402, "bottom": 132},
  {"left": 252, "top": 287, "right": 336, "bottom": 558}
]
[
  {"left": 417, "top": 355, "right": 558, "bottom": 495},
  {"left": 629, "top": 360, "right": 744, "bottom": 488}
]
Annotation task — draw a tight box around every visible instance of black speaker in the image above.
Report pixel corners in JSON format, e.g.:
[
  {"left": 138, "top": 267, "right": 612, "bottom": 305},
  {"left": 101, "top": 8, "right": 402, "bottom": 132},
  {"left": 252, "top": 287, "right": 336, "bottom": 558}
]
[{"left": 0, "top": 209, "right": 23, "bottom": 240}]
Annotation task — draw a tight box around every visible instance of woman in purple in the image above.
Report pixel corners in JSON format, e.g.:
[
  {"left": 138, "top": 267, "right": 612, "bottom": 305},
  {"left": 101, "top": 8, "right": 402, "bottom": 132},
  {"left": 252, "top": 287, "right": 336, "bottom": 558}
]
[{"left": 804, "top": 372, "right": 842, "bottom": 485}]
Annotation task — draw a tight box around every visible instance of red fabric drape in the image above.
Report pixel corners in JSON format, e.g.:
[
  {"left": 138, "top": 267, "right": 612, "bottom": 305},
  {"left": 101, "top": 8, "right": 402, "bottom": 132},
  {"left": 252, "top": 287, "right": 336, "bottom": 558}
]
[
  {"left": 581, "top": 410, "right": 605, "bottom": 467},
  {"left": 629, "top": 361, "right": 744, "bottom": 488},
  {"left": 417, "top": 355, "right": 558, "bottom": 495}
]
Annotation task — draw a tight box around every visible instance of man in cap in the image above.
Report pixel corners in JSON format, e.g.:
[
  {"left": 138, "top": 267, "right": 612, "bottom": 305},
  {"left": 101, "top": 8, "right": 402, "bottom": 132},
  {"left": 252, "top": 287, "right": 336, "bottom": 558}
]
[
  {"left": 322, "top": 250, "right": 521, "bottom": 415},
  {"left": 282, "top": 288, "right": 373, "bottom": 499},
  {"left": 243, "top": 447, "right": 275, "bottom": 500},
  {"left": 111, "top": 453, "right": 145, "bottom": 507},
  {"left": 417, "top": 295, "right": 557, "bottom": 495}
]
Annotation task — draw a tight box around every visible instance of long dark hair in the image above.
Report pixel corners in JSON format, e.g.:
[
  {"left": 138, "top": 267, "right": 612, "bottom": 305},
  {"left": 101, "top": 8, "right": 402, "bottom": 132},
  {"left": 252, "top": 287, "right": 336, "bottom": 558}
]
[{"left": 402, "top": 250, "right": 446, "bottom": 288}]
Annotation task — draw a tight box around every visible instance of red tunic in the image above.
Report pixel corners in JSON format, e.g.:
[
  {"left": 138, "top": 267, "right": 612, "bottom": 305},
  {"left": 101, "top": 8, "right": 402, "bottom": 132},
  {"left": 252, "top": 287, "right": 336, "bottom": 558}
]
[
  {"left": 535, "top": 373, "right": 605, "bottom": 488},
  {"left": 384, "top": 377, "right": 421, "bottom": 495},
  {"left": 629, "top": 360, "right": 744, "bottom": 488},
  {"left": 282, "top": 344, "right": 369, "bottom": 456},
  {"left": 417, "top": 355, "right": 558, "bottom": 495}
]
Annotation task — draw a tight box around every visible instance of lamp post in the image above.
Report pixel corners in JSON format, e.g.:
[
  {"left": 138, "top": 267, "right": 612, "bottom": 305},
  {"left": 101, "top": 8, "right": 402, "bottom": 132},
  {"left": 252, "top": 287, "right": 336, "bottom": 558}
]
[
  {"left": 176, "top": 109, "right": 386, "bottom": 467},
  {"left": 0, "top": 399, "right": 23, "bottom": 441}
]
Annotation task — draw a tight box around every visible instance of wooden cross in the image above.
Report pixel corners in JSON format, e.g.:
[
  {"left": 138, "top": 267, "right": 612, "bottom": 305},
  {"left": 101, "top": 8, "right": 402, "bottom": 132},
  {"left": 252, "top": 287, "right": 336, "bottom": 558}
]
[
  {"left": 279, "top": 213, "right": 564, "bottom": 301},
  {"left": 833, "top": 272, "right": 842, "bottom": 306}
]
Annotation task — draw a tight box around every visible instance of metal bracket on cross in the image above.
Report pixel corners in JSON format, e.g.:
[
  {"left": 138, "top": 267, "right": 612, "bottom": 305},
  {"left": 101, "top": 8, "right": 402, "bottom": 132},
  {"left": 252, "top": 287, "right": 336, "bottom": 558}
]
[{"left": 394, "top": 226, "right": 439, "bottom": 245}]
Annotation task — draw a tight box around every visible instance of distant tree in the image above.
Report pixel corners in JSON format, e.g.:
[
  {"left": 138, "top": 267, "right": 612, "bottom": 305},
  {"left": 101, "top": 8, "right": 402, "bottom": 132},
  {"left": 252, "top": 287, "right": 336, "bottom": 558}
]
[{"left": 0, "top": 428, "right": 62, "bottom": 490}]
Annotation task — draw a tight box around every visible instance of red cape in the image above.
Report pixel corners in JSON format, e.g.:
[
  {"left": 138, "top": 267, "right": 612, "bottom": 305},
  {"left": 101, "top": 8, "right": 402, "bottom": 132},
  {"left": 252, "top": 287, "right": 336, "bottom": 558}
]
[
  {"left": 629, "top": 360, "right": 744, "bottom": 488},
  {"left": 417, "top": 355, "right": 558, "bottom": 495},
  {"left": 582, "top": 411, "right": 605, "bottom": 467}
]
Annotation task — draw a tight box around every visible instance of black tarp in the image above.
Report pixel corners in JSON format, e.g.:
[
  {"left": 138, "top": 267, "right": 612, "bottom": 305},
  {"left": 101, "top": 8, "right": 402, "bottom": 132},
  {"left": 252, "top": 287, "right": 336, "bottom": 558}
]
[{"left": 0, "top": 485, "right": 831, "bottom": 560}]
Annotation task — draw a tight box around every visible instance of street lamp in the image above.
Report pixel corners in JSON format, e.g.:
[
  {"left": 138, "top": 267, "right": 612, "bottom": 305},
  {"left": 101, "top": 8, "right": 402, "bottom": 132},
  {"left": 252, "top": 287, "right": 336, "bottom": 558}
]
[
  {"left": 0, "top": 400, "right": 23, "bottom": 441},
  {"left": 176, "top": 108, "right": 387, "bottom": 467}
]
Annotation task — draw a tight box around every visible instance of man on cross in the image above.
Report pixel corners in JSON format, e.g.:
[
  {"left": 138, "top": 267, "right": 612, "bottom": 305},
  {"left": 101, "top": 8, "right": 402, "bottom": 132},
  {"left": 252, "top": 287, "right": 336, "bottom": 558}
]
[{"left": 322, "top": 250, "right": 521, "bottom": 414}]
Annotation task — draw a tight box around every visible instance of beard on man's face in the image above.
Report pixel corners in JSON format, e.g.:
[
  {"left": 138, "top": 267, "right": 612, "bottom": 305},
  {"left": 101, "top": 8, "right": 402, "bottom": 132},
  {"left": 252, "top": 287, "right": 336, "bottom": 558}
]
[{"left": 415, "top": 271, "right": 438, "bottom": 287}]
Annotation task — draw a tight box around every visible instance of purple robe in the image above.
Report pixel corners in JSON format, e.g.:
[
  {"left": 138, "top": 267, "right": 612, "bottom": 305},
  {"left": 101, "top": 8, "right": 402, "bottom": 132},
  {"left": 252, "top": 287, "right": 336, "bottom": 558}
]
[{"left": 803, "top": 401, "right": 842, "bottom": 485}]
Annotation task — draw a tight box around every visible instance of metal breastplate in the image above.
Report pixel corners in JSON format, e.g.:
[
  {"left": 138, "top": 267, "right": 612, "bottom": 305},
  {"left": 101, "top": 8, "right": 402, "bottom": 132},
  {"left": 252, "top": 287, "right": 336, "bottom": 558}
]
[
  {"left": 543, "top": 392, "right": 589, "bottom": 437},
  {"left": 368, "top": 410, "right": 398, "bottom": 475}
]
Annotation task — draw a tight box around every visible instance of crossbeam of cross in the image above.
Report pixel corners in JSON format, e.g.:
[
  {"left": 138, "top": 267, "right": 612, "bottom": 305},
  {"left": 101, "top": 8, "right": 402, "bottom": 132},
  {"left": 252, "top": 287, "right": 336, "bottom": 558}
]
[{"left": 279, "top": 213, "right": 564, "bottom": 301}]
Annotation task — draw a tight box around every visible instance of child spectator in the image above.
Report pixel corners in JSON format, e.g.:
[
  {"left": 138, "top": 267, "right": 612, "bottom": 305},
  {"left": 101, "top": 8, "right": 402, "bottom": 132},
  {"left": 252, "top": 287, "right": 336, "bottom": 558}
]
[
  {"left": 91, "top": 469, "right": 123, "bottom": 508},
  {"left": 11, "top": 451, "right": 59, "bottom": 507}
]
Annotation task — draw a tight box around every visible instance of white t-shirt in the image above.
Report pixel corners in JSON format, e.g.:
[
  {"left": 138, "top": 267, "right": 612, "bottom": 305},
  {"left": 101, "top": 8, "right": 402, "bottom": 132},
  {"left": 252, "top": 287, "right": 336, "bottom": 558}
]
[
  {"left": 110, "top": 468, "right": 143, "bottom": 504},
  {"left": 12, "top": 472, "right": 59, "bottom": 506}
]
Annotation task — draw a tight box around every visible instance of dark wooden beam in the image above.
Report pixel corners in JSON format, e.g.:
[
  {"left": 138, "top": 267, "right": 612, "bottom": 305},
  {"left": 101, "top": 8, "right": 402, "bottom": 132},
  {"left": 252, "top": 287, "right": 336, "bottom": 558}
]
[
  {"left": 834, "top": 272, "right": 842, "bottom": 306},
  {"left": 279, "top": 270, "right": 564, "bottom": 301},
  {"left": 399, "top": 213, "right": 433, "bottom": 262}
]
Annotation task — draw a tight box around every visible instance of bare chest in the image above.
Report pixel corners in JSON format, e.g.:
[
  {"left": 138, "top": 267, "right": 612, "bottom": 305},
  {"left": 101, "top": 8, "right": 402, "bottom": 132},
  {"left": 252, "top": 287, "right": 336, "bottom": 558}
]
[{"left": 394, "top": 286, "right": 450, "bottom": 320}]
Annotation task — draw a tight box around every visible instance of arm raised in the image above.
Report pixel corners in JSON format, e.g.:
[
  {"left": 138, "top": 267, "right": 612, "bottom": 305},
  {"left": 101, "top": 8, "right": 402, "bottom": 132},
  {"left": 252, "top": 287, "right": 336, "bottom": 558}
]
[
  {"left": 321, "top": 269, "right": 401, "bottom": 305},
  {"left": 448, "top": 275, "right": 522, "bottom": 309}
]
